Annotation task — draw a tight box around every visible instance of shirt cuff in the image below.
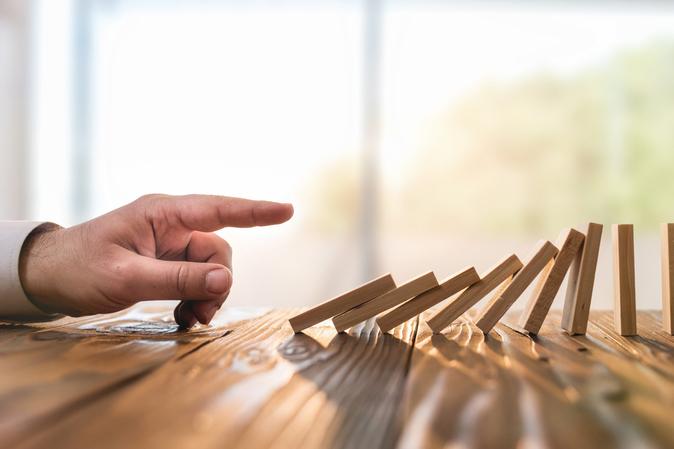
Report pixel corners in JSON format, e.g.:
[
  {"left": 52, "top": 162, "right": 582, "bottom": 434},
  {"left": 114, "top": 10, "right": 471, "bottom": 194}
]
[{"left": 0, "top": 221, "right": 59, "bottom": 319}]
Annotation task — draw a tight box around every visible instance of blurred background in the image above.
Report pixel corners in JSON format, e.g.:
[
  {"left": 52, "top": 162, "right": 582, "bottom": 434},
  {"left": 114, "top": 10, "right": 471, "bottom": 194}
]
[{"left": 2, "top": 0, "right": 674, "bottom": 311}]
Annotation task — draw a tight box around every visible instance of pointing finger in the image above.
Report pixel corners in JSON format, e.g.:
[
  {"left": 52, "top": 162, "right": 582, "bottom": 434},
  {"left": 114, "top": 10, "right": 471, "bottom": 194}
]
[{"left": 147, "top": 194, "right": 294, "bottom": 232}]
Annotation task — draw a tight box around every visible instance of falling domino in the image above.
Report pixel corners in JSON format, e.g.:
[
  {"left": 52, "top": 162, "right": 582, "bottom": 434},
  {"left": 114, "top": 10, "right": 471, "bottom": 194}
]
[
  {"left": 426, "top": 255, "right": 523, "bottom": 334},
  {"left": 561, "top": 223, "right": 603, "bottom": 335},
  {"left": 332, "top": 272, "right": 438, "bottom": 332},
  {"left": 613, "top": 224, "right": 637, "bottom": 336},
  {"left": 291, "top": 222, "right": 614, "bottom": 336},
  {"left": 474, "top": 240, "right": 558, "bottom": 334},
  {"left": 376, "top": 267, "right": 480, "bottom": 334},
  {"left": 661, "top": 223, "right": 674, "bottom": 335},
  {"left": 288, "top": 273, "right": 396, "bottom": 333},
  {"left": 518, "top": 228, "right": 585, "bottom": 334}
]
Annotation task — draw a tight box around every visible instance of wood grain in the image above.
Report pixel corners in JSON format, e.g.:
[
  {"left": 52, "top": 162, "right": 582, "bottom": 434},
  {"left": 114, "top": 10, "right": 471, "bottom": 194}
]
[
  {"left": 376, "top": 267, "right": 479, "bottom": 334},
  {"left": 612, "top": 224, "right": 637, "bottom": 336},
  {"left": 288, "top": 273, "right": 396, "bottom": 333},
  {"left": 0, "top": 304, "right": 249, "bottom": 447},
  {"left": 332, "top": 272, "right": 438, "bottom": 332},
  {"left": 474, "top": 240, "right": 558, "bottom": 334},
  {"left": 14, "top": 310, "right": 417, "bottom": 449},
  {"left": 661, "top": 223, "right": 674, "bottom": 335},
  {"left": 2, "top": 306, "right": 673, "bottom": 449},
  {"left": 561, "top": 222, "right": 604, "bottom": 335},
  {"left": 519, "top": 228, "right": 585, "bottom": 334},
  {"left": 426, "top": 255, "right": 523, "bottom": 334},
  {"left": 395, "top": 310, "right": 674, "bottom": 449}
]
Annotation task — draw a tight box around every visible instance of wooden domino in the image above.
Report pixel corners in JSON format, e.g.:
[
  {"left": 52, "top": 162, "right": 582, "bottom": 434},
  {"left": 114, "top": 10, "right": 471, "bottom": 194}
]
[
  {"left": 519, "top": 228, "right": 585, "bottom": 334},
  {"left": 612, "top": 224, "right": 637, "bottom": 336},
  {"left": 376, "top": 267, "right": 479, "bottom": 334},
  {"left": 474, "top": 240, "right": 558, "bottom": 334},
  {"left": 332, "top": 272, "right": 438, "bottom": 332},
  {"left": 426, "top": 255, "right": 523, "bottom": 334},
  {"left": 561, "top": 223, "right": 603, "bottom": 335},
  {"left": 661, "top": 223, "right": 674, "bottom": 335},
  {"left": 288, "top": 273, "right": 396, "bottom": 333}
]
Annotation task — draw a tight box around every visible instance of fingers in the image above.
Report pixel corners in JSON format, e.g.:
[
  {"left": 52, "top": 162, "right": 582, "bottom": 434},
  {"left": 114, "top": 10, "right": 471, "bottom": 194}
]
[
  {"left": 148, "top": 194, "right": 294, "bottom": 232},
  {"left": 174, "top": 302, "right": 197, "bottom": 329},
  {"left": 180, "top": 294, "right": 229, "bottom": 328},
  {"left": 186, "top": 231, "right": 232, "bottom": 268},
  {"left": 122, "top": 255, "right": 232, "bottom": 303},
  {"left": 178, "top": 232, "right": 233, "bottom": 327}
]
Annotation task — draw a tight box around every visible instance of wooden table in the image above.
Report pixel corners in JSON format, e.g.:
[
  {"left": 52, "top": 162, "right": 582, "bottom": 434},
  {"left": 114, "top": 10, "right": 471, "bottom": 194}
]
[{"left": 2, "top": 306, "right": 673, "bottom": 449}]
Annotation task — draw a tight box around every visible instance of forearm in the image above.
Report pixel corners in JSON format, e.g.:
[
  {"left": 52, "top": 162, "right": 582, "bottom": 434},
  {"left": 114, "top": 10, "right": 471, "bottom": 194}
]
[
  {"left": 18, "top": 222, "right": 65, "bottom": 315},
  {"left": 0, "top": 221, "right": 60, "bottom": 319}
]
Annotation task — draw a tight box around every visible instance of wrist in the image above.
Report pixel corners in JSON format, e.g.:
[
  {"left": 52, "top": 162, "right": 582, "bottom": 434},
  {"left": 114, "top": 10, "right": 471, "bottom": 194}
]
[{"left": 19, "top": 223, "right": 64, "bottom": 313}]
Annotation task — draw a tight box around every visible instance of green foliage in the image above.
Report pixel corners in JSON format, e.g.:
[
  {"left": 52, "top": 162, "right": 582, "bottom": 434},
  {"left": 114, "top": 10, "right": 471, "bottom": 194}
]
[
  {"left": 306, "top": 40, "right": 674, "bottom": 235},
  {"left": 398, "top": 40, "right": 674, "bottom": 234}
]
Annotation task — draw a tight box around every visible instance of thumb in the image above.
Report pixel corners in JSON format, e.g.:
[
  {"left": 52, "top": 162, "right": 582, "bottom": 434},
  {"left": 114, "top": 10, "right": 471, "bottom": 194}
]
[{"left": 124, "top": 256, "right": 232, "bottom": 302}]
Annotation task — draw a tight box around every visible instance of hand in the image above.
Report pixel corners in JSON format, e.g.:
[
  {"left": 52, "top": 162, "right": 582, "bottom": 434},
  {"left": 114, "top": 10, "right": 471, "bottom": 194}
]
[{"left": 18, "top": 194, "right": 293, "bottom": 328}]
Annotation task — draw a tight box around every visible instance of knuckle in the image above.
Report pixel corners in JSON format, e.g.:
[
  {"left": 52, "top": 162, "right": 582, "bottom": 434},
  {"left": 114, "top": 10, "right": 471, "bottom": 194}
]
[
  {"left": 174, "top": 264, "right": 190, "bottom": 296},
  {"left": 249, "top": 206, "right": 258, "bottom": 226},
  {"left": 136, "top": 193, "right": 166, "bottom": 207},
  {"left": 134, "top": 194, "right": 171, "bottom": 224},
  {"left": 143, "top": 193, "right": 161, "bottom": 201}
]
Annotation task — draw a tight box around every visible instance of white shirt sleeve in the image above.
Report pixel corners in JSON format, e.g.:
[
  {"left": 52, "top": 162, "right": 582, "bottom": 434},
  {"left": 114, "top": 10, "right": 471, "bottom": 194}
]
[{"left": 0, "top": 221, "right": 56, "bottom": 319}]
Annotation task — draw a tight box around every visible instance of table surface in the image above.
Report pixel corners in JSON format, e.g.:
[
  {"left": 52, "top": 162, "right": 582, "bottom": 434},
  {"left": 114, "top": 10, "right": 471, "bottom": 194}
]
[{"left": 2, "top": 306, "right": 673, "bottom": 449}]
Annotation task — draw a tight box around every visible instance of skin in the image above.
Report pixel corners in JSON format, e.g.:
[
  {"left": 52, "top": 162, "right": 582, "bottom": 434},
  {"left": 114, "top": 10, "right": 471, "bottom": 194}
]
[{"left": 18, "top": 194, "right": 294, "bottom": 328}]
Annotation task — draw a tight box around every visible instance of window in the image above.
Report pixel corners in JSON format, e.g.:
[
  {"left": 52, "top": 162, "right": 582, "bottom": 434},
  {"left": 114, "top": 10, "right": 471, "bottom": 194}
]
[{"left": 31, "top": 1, "right": 674, "bottom": 309}]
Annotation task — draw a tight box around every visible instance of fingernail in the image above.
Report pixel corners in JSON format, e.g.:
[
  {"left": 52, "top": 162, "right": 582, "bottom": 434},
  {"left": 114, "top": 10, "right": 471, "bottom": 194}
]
[{"left": 206, "top": 268, "right": 231, "bottom": 294}]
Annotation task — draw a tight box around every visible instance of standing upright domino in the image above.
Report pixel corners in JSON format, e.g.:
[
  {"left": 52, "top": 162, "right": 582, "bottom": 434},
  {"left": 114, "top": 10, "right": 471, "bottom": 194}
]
[
  {"left": 474, "top": 240, "right": 558, "bottom": 334},
  {"left": 662, "top": 223, "right": 674, "bottom": 335},
  {"left": 613, "top": 224, "right": 637, "bottom": 336},
  {"left": 561, "top": 223, "right": 603, "bottom": 335},
  {"left": 519, "top": 228, "right": 585, "bottom": 334}
]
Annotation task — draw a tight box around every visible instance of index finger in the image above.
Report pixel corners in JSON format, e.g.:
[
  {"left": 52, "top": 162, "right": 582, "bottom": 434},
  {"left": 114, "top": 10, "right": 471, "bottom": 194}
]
[{"left": 153, "top": 194, "right": 294, "bottom": 232}]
